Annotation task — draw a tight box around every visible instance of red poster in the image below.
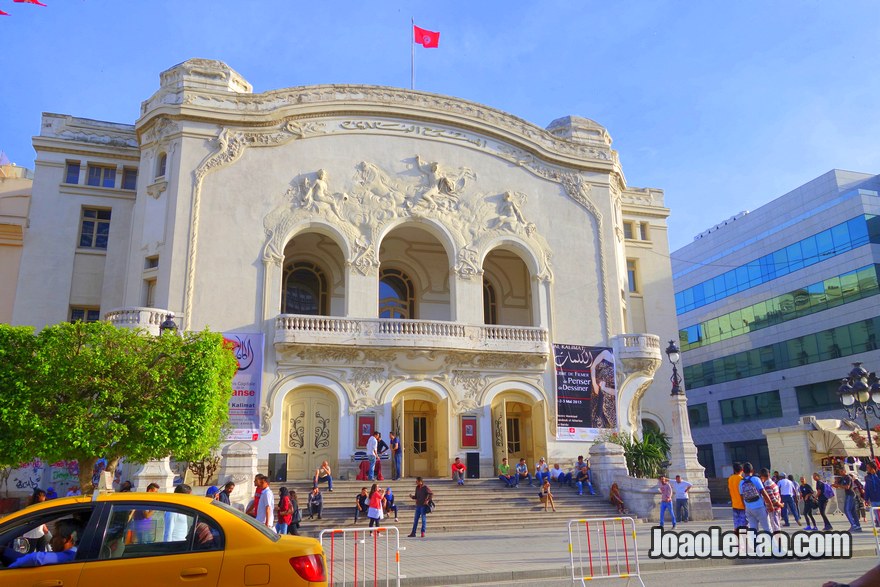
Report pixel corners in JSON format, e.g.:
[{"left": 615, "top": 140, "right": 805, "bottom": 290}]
[
  {"left": 461, "top": 415, "right": 478, "bottom": 448},
  {"left": 357, "top": 414, "right": 375, "bottom": 449}
]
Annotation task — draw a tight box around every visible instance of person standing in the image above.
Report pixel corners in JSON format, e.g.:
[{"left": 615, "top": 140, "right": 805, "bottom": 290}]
[
  {"left": 390, "top": 431, "right": 402, "bottom": 480},
  {"left": 408, "top": 477, "right": 433, "bottom": 538},
  {"left": 367, "top": 484, "right": 385, "bottom": 531},
  {"left": 728, "top": 462, "right": 747, "bottom": 530},
  {"left": 864, "top": 461, "right": 880, "bottom": 527},
  {"left": 164, "top": 484, "right": 193, "bottom": 540},
  {"left": 246, "top": 474, "right": 263, "bottom": 517},
  {"left": 776, "top": 473, "right": 801, "bottom": 527},
  {"left": 658, "top": 476, "right": 676, "bottom": 529},
  {"left": 255, "top": 474, "right": 274, "bottom": 531},
  {"left": 759, "top": 468, "right": 783, "bottom": 531},
  {"left": 366, "top": 430, "right": 380, "bottom": 481},
  {"left": 218, "top": 481, "right": 234, "bottom": 505},
  {"left": 288, "top": 490, "right": 302, "bottom": 535},
  {"left": 671, "top": 474, "right": 692, "bottom": 523},
  {"left": 451, "top": 457, "right": 467, "bottom": 485},
  {"left": 799, "top": 476, "right": 819, "bottom": 531},
  {"left": 739, "top": 462, "right": 772, "bottom": 532},
  {"left": 833, "top": 467, "right": 861, "bottom": 532},
  {"left": 276, "top": 486, "right": 293, "bottom": 535},
  {"left": 812, "top": 472, "right": 834, "bottom": 531}
]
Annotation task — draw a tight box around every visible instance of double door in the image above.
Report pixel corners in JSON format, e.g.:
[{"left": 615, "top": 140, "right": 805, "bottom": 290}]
[{"left": 284, "top": 389, "right": 338, "bottom": 478}]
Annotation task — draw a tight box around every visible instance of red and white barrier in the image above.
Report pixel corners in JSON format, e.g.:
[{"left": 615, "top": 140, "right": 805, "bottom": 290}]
[
  {"left": 568, "top": 517, "right": 644, "bottom": 586},
  {"left": 319, "top": 526, "right": 403, "bottom": 586}
]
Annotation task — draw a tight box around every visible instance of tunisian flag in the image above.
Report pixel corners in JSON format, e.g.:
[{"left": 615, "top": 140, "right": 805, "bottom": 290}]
[
  {"left": 413, "top": 25, "right": 440, "bottom": 48},
  {"left": 13, "top": 0, "right": 48, "bottom": 5}
]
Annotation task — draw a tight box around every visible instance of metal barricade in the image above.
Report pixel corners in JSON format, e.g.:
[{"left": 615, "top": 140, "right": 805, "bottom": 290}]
[
  {"left": 871, "top": 506, "right": 880, "bottom": 556},
  {"left": 319, "top": 526, "right": 404, "bottom": 586},
  {"left": 568, "top": 517, "right": 644, "bottom": 586}
]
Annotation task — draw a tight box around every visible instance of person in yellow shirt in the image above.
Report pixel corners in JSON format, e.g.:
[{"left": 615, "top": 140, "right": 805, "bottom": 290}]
[{"left": 728, "top": 462, "right": 746, "bottom": 529}]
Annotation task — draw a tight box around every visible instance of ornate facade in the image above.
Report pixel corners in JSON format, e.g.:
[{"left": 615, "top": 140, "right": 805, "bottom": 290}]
[{"left": 13, "top": 59, "right": 681, "bottom": 480}]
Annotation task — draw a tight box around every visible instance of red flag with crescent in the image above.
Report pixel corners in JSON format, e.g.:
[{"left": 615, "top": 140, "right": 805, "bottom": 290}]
[
  {"left": 13, "top": 0, "right": 48, "bottom": 5},
  {"left": 413, "top": 25, "right": 440, "bottom": 48}
]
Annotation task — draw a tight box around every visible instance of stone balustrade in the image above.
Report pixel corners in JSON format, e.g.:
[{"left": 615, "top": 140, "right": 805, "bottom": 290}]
[
  {"left": 104, "top": 307, "right": 179, "bottom": 336},
  {"left": 613, "top": 333, "right": 662, "bottom": 363},
  {"left": 275, "top": 314, "right": 549, "bottom": 354}
]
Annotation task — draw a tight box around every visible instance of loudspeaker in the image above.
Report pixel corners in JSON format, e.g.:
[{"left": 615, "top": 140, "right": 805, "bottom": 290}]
[
  {"left": 466, "top": 452, "right": 480, "bottom": 478},
  {"left": 268, "top": 453, "right": 288, "bottom": 482}
]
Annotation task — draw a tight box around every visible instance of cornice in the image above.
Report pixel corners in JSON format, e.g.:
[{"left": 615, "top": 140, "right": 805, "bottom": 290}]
[{"left": 138, "top": 84, "right": 616, "bottom": 171}]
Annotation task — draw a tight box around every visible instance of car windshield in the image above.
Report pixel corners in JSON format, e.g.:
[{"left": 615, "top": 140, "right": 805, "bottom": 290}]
[{"left": 210, "top": 500, "right": 279, "bottom": 542}]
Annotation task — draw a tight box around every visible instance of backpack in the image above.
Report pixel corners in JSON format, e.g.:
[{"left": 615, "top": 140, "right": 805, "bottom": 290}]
[
  {"left": 822, "top": 482, "right": 835, "bottom": 499},
  {"left": 741, "top": 476, "right": 761, "bottom": 503}
]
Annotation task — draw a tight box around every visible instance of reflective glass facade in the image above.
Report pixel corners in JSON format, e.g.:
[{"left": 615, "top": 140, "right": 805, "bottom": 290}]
[
  {"left": 683, "top": 317, "right": 880, "bottom": 389},
  {"left": 795, "top": 380, "right": 842, "bottom": 415},
  {"left": 675, "top": 215, "right": 880, "bottom": 315},
  {"left": 720, "top": 391, "right": 782, "bottom": 424},
  {"left": 688, "top": 403, "right": 709, "bottom": 428},
  {"left": 679, "top": 265, "right": 880, "bottom": 351}
]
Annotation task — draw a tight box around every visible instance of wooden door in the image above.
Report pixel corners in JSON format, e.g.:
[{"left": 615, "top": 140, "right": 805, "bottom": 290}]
[
  {"left": 284, "top": 389, "right": 338, "bottom": 479},
  {"left": 491, "top": 400, "right": 507, "bottom": 472},
  {"left": 393, "top": 400, "right": 405, "bottom": 479}
]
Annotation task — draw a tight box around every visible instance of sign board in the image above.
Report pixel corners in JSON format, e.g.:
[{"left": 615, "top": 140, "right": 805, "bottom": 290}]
[
  {"left": 223, "top": 332, "right": 265, "bottom": 441},
  {"left": 554, "top": 344, "right": 617, "bottom": 441}
]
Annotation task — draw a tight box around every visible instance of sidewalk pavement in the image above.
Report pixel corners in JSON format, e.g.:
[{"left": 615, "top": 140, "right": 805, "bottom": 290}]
[{"left": 310, "top": 506, "right": 880, "bottom": 586}]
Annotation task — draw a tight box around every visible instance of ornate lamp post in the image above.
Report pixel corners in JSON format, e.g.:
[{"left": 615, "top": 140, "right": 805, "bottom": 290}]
[
  {"left": 837, "top": 362, "right": 880, "bottom": 463},
  {"left": 665, "top": 340, "right": 684, "bottom": 395},
  {"left": 159, "top": 314, "right": 180, "bottom": 337}
]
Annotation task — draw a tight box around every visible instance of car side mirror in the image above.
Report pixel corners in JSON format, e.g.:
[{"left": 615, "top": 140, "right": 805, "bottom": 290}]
[{"left": 12, "top": 537, "right": 29, "bottom": 554}]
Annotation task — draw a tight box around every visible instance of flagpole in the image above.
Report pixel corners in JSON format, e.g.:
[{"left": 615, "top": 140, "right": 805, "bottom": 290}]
[{"left": 411, "top": 17, "right": 415, "bottom": 90}]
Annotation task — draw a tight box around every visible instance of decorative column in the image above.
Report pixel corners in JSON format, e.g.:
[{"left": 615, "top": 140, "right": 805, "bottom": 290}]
[
  {"left": 665, "top": 340, "right": 713, "bottom": 521},
  {"left": 217, "top": 441, "right": 259, "bottom": 511},
  {"left": 132, "top": 457, "right": 175, "bottom": 493}
]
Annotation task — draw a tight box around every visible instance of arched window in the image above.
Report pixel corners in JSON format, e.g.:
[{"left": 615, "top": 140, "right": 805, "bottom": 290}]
[
  {"left": 379, "top": 268, "right": 415, "bottom": 319},
  {"left": 642, "top": 419, "right": 661, "bottom": 434},
  {"left": 483, "top": 278, "right": 498, "bottom": 325},
  {"left": 156, "top": 152, "right": 167, "bottom": 179},
  {"left": 283, "top": 262, "right": 328, "bottom": 315}
]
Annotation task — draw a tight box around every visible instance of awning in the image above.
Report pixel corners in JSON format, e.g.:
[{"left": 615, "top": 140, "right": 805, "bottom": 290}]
[{"left": 808, "top": 428, "right": 873, "bottom": 457}]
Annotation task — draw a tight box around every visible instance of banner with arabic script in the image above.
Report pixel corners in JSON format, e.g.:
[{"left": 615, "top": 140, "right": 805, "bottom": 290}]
[
  {"left": 554, "top": 344, "right": 617, "bottom": 441},
  {"left": 223, "top": 332, "right": 265, "bottom": 441}
]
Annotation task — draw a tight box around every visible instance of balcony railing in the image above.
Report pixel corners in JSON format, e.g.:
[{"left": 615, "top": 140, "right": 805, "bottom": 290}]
[
  {"left": 275, "top": 314, "right": 549, "bottom": 354},
  {"left": 104, "top": 307, "right": 179, "bottom": 336},
  {"left": 612, "top": 333, "right": 662, "bottom": 363}
]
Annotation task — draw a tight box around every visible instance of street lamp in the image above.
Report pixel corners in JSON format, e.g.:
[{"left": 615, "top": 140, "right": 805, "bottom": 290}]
[
  {"left": 159, "top": 314, "right": 179, "bottom": 337},
  {"left": 837, "top": 362, "right": 880, "bottom": 463},
  {"left": 665, "top": 340, "right": 684, "bottom": 396}
]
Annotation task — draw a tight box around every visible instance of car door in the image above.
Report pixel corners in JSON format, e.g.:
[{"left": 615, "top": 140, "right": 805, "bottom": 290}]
[
  {"left": 0, "top": 503, "right": 98, "bottom": 587},
  {"left": 77, "top": 502, "right": 223, "bottom": 586}
]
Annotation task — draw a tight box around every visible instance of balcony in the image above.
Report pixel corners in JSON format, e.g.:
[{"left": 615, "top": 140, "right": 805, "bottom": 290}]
[
  {"left": 275, "top": 315, "right": 549, "bottom": 354},
  {"left": 104, "top": 307, "right": 179, "bottom": 336},
  {"left": 612, "top": 333, "right": 663, "bottom": 373}
]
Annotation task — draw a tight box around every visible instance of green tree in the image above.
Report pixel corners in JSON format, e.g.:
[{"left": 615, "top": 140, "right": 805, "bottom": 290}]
[
  {"left": 0, "top": 325, "right": 39, "bottom": 496},
  {"left": 0, "top": 322, "right": 238, "bottom": 493}
]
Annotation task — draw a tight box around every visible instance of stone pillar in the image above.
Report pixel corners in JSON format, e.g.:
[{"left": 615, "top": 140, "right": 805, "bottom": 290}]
[
  {"left": 668, "top": 392, "right": 713, "bottom": 520},
  {"left": 132, "top": 457, "right": 175, "bottom": 492},
  {"left": 588, "top": 442, "right": 628, "bottom": 497},
  {"left": 217, "top": 441, "right": 259, "bottom": 511}
]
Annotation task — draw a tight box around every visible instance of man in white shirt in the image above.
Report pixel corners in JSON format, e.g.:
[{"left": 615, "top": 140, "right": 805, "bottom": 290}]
[
  {"left": 776, "top": 473, "right": 801, "bottom": 527},
  {"left": 672, "top": 475, "right": 693, "bottom": 523},
  {"left": 366, "top": 431, "right": 380, "bottom": 481},
  {"left": 256, "top": 474, "right": 274, "bottom": 530}
]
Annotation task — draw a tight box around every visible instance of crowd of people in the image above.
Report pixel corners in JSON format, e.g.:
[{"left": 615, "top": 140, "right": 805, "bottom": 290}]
[{"left": 727, "top": 459, "right": 880, "bottom": 534}]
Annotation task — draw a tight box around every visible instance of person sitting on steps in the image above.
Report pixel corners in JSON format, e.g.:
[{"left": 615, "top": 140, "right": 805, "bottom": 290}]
[
  {"left": 313, "top": 460, "right": 334, "bottom": 492},
  {"left": 451, "top": 457, "right": 467, "bottom": 486},
  {"left": 353, "top": 487, "right": 368, "bottom": 524},
  {"left": 539, "top": 479, "right": 556, "bottom": 512},
  {"left": 308, "top": 486, "right": 324, "bottom": 520}
]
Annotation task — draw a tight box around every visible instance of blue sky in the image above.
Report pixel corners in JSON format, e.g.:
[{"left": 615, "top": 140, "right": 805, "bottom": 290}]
[{"left": 2, "top": 0, "right": 878, "bottom": 251}]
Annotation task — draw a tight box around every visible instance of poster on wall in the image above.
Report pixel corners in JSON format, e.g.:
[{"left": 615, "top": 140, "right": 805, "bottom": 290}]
[
  {"left": 553, "top": 343, "right": 617, "bottom": 441},
  {"left": 223, "top": 332, "right": 265, "bottom": 441}
]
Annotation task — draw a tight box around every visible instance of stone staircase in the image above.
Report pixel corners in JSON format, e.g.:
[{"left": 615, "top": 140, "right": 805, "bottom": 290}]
[{"left": 272, "top": 477, "right": 623, "bottom": 535}]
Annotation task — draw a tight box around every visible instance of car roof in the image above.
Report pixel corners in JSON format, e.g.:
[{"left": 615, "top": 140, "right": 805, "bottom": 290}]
[{"left": 1, "top": 493, "right": 216, "bottom": 523}]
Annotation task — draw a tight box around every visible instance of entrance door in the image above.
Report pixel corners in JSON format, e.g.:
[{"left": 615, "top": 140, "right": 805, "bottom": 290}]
[
  {"left": 404, "top": 399, "right": 434, "bottom": 477},
  {"left": 492, "top": 397, "right": 534, "bottom": 471},
  {"left": 392, "top": 400, "right": 404, "bottom": 479},
  {"left": 506, "top": 416, "right": 526, "bottom": 464},
  {"left": 284, "top": 389, "right": 338, "bottom": 479}
]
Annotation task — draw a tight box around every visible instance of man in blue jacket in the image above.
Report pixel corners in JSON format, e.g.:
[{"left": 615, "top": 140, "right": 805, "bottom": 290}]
[
  {"left": 9, "top": 519, "right": 81, "bottom": 568},
  {"left": 864, "top": 460, "right": 880, "bottom": 527}
]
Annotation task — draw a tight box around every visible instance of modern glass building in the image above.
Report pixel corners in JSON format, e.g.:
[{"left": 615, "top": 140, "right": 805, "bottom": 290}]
[{"left": 672, "top": 170, "right": 880, "bottom": 477}]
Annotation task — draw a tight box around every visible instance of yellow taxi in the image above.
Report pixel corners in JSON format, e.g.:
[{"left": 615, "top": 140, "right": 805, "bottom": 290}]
[{"left": 0, "top": 492, "right": 326, "bottom": 586}]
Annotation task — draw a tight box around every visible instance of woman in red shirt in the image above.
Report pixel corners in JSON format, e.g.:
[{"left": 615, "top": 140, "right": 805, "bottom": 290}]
[{"left": 367, "top": 484, "right": 386, "bottom": 531}]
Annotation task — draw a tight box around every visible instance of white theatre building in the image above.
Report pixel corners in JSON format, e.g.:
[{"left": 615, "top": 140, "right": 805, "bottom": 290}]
[{"left": 12, "top": 59, "right": 683, "bottom": 483}]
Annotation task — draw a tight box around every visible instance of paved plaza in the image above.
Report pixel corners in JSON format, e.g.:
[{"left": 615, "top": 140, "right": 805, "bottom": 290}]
[{"left": 307, "top": 507, "right": 880, "bottom": 586}]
